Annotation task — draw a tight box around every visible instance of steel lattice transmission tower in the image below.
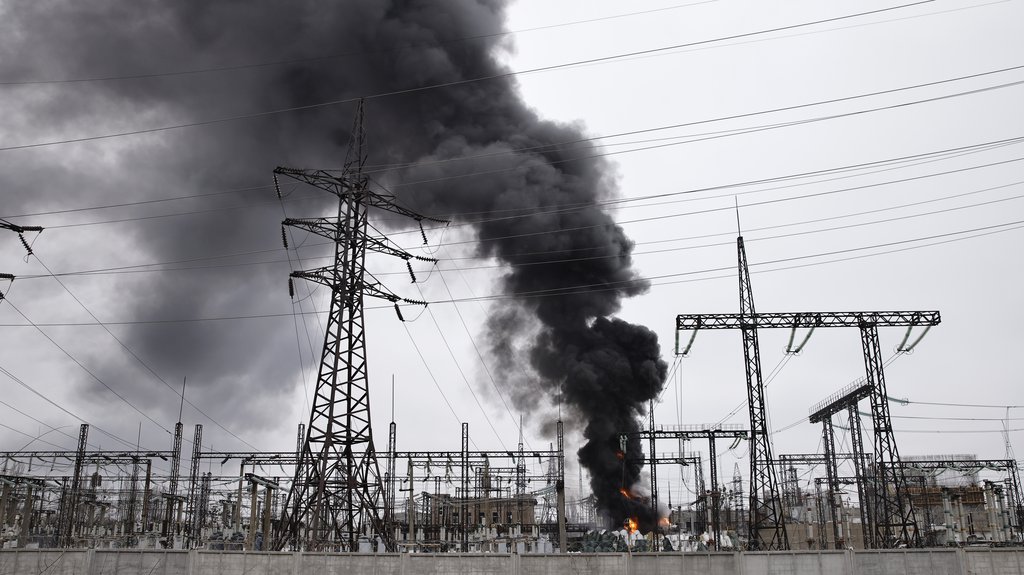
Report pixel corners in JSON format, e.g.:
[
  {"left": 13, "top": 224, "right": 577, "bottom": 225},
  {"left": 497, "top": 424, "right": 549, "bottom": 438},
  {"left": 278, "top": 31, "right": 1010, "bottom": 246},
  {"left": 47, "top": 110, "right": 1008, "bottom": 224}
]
[
  {"left": 275, "top": 106, "right": 441, "bottom": 551},
  {"left": 737, "top": 236, "right": 789, "bottom": 549}
]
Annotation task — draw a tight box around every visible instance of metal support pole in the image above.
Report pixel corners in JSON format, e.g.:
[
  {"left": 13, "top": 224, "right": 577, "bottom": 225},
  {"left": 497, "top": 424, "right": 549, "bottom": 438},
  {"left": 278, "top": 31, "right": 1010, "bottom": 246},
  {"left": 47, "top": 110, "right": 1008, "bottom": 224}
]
[
  {"left": 142, "top": 460, "right": 152, "bottom": 534},
  {"left": 186, "top": 424, "right": 203, "bottom": 548},
  {"left": 709, "top": 434, "right": 720, "bottom": 551},
  {"left": 462, "top": 422, "right": 469, "bottom": 552},
  {"left": 860, "top": 324, "right": 919, "bottom": 547},
  {"left": 61, "top": 424, "right": 89, "bottom": 546},
  {"left": 648, "top": 401, "right": 659, "bottom": 551},
  {"left": 821, "top": 418, "right": 843, "bottom": 549},
  {"left": 407, "top": 459, "right": 415, "bottom": 550},
  {"left": 847, "top": 404, "right": 872, "bottom": 549},
  {"left": 556, "top": 420, "right": 567, "bottom": 553},
  {"left": 0, "top": 482, "right": 10, "bottom": 528},
  {"left": 18, "top": 485, "right": 32, "bottom": 548},
  {"left": 246, "top": 480, "right": 258, "bottom": 550},
  {"left": 815, "top": 482, "right": 827, "bottom": 550},
  {"left": 387, "top": 421, "right": 397, "bottom": 543},
  {"left": 234, "top": 462, "right": 245, "bottom": 530},
  {"left": 737, "top": 237, "right": 787, "bottom": 549},
  {"left": 262, "top": 484, "right": 273, "bottom": 550},
  {"left": 164, "top": 422, "right": 183, "bottom": 542}
]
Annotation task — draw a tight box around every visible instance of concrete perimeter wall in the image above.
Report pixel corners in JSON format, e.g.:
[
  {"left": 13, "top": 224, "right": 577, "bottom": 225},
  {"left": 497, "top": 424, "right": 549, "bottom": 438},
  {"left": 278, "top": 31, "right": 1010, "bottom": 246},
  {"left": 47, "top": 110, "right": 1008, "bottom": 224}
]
[{"left": 1, "top": 548, "right": 1022, "bottom": 575}]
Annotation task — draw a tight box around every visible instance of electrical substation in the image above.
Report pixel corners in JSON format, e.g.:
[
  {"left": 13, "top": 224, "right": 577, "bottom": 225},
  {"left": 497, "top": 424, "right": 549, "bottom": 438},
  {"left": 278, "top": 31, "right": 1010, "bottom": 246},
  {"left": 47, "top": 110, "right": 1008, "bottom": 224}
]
[{"left": 1, "top": 112, "right": 1022, "bottom": 575}]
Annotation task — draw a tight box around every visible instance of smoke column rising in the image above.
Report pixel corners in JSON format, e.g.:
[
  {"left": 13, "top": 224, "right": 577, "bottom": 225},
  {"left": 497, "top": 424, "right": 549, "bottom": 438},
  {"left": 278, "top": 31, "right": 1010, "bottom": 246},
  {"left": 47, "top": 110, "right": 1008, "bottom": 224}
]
[{"left": 0, "top": 0, "right": 668, "bottom": 529}]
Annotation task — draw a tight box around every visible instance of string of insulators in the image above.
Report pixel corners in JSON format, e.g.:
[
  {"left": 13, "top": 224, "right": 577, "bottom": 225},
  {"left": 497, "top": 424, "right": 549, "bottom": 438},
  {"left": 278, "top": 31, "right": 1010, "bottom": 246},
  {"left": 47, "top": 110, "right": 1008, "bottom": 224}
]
[
  {"left": 419, "top": 221, "right": 428, "bottom": 245},
  {"left": 288, "top": 278, "right": 294, "bottom": 299},
  {"left": 18, "top": 234, "right": 32, "bottom": 256},
  {"left": 0, "top": 273, "right": 12, "bottom": 301},
  {"left": 281, "top": 227, "right": 289, "bottom": 249},
  {"left": 406, "top": 261, "right": 416, "bottom": 283},
  {"left": 394, "top": 303, "right": 404, "bottom": 322},
  {"left": 274, "top": 174, "right": 282, "bottom": 199}
]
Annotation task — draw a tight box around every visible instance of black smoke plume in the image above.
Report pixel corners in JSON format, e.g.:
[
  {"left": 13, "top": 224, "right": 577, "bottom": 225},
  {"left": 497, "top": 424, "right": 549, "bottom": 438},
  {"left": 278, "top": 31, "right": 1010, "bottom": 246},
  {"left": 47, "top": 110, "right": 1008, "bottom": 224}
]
[{"left": 0, "top": 0, "right": 667, "bottom": 528}]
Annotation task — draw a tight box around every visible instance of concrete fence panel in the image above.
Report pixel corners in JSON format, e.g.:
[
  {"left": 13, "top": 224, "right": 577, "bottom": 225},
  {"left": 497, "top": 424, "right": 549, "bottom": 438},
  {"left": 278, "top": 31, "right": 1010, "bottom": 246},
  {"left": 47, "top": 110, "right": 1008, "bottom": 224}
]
[
  {"left": 520, "top": 553, "right": 624, "bottom": 575},
  {"left": 745, "top": 550, "right": 849, "bottom": 575},
  {"left": 3, "top": 547, "right": 1024, "bottom": 575},
  {"left": 964, "top": 549, "right": 1024, "bottom": 575},
  {"left": 0, "top": 550, "right": 88, "bottom": 575},
  {"left": 406, "top": 552, "right": 509, "bottom": 575},
  {"left": 300, "top": 552, "right": 403, "bottom": 575},
  {"left": 91, "top": 550, "right": 188, "bottom": 575}
]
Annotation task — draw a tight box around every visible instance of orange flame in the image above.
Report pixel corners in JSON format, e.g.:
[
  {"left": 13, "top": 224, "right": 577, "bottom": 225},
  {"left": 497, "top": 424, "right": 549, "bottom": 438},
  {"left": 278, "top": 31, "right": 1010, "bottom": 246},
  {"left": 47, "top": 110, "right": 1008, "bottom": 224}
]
[
  {"left": 619, "top": 487, "right": 633, "bottom": 499},
  {"left": 625, "top": 517, "right": 639, "bottom": 533},
  {"left": 658, "top": 517, "right": 671, "bottom": 528},
  {"left": 615, "top": 450, "right": 625, "bottom": 460}
]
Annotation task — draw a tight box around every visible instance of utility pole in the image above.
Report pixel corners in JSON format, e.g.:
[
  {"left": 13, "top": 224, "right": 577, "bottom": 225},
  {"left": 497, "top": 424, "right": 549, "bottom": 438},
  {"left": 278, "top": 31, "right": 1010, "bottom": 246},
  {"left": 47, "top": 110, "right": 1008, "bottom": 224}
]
[{"left": 276, "top": 102, "right": 443, "bottom": 551}]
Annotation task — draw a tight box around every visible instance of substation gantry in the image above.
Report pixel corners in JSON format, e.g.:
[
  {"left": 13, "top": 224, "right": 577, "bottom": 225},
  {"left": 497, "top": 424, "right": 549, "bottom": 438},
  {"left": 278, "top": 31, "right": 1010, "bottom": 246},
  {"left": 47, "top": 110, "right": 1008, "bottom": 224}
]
[
  {"left": 675, "top": 234, "right": 940, "bottom": 549},
  {"left": 623, "top": 424, "right": 749, "bottom": 551}
]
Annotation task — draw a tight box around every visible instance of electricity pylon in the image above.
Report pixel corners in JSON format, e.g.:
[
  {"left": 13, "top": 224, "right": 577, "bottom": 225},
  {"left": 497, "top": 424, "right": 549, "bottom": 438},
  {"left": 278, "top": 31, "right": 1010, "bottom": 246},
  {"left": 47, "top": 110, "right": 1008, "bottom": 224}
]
[{"left": 275, "top": 104, "right": 442, "bottom": 551}]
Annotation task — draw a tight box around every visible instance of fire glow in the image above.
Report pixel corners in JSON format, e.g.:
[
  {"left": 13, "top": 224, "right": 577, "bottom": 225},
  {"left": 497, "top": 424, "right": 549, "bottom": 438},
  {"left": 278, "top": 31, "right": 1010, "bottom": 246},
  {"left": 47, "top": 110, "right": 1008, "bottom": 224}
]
[
  {"left": 619, "top": 487, "right": 633, "bottom": 500},
  {"left": 625, "top": 517, "right": 639, "bottom": 534}
]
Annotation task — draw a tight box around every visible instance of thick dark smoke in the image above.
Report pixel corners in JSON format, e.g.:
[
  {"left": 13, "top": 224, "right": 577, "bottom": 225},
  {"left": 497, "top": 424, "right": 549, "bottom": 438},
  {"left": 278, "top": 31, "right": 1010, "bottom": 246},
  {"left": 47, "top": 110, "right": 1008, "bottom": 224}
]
[{"left": 0, "top": 0, "right": 666, "bottom": 528}]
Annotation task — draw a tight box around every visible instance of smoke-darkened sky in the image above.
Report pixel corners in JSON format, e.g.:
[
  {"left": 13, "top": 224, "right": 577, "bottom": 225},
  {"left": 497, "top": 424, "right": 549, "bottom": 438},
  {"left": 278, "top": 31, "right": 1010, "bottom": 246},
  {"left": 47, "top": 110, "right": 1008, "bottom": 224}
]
[{"left": 1, "top": 0, "right": 1022, "bottom": 515}]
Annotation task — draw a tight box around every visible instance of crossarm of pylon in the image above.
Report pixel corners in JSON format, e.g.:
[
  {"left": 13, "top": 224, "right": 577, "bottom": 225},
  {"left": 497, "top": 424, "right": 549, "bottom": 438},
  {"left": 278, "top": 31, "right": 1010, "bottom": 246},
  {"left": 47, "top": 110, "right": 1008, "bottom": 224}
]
[
  {"left": 677, "top": 311, "right": 941, "bottom": 330},
  {"left": 364, "top": 234, "right": 438, "bottom": 262},
  {"left": 0, "top": 219, "right": 44, "bottom": 234},
  {"left": 282, "top": 217, "right": 341, "bottom": 241},
  {"left": 274, "top": 167, "right": 354, "bottom": 199},
  {"left": 290, "top": 267, "right": 408, "bottom": 305},
  {"left": 275, "top": 166, "right": 447, "bottom": 223}
]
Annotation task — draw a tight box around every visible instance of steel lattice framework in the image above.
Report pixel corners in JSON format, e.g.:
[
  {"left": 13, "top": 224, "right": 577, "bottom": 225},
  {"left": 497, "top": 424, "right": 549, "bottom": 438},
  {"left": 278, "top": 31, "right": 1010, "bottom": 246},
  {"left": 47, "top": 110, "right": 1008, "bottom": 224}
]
[
  {"left": 676, "top": 236, "right": 941, "bottom": 549},
  {"left": 820, "top": 418, "right": 843, "bottom": 548},
  {"left": 735, "top": 237, "right": 788, "bottom": 550},
  {"left": 275, "top": 107, "right": 442, "bottom": 551},
  {"left": 860, "top": 325, "right": 921, "bottom": 547},
  {"left": 807, "top": 382, "right": 880, "bottom": 547},
  {"left": 623, "top": 425, "right": 748, "bottom": 550}
]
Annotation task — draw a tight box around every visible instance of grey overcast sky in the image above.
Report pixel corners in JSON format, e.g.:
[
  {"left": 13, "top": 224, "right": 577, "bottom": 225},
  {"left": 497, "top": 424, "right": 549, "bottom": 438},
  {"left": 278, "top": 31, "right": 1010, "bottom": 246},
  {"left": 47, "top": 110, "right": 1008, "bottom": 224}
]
[{"left": 0, "top": 0, "right": 1022, "bottom": 501}]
